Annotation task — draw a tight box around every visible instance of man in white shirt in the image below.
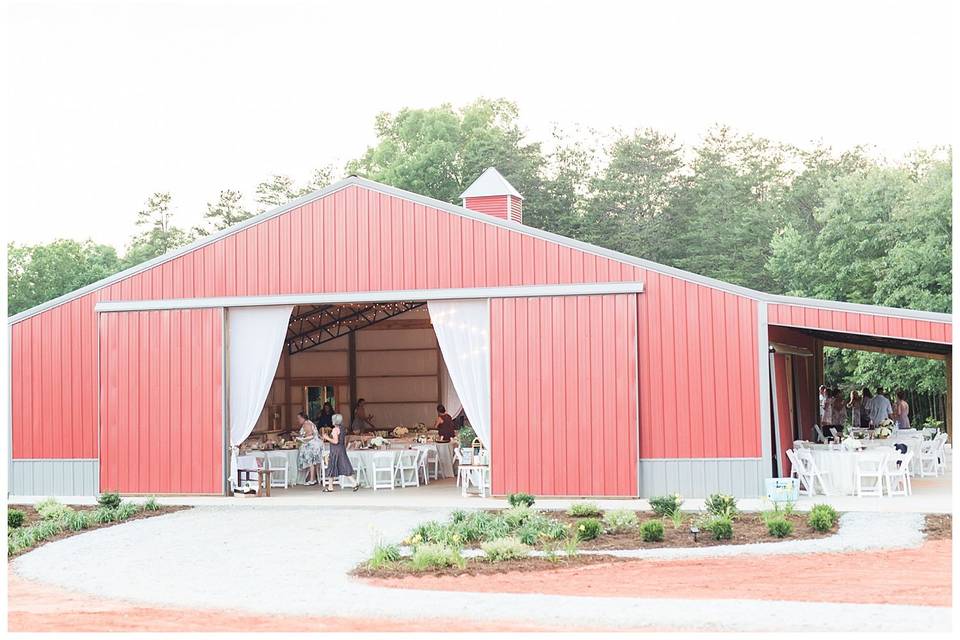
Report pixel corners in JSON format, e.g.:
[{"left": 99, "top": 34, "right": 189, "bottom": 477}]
[{"left": 865, "top": 387, "right": 894, "bottom": 426}]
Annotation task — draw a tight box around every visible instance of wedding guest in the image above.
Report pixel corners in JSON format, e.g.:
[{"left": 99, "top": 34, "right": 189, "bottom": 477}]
[
  {"left": 317, "top": 402, "right": 334, "bottom": 428},
  {"left": 831, "top": 389, "right": 845, "bottom": 426},
  {"left": 434, "top": 404, "right": 457, "bottom": 442},
  {"left": 893, "top": 391, "right": 911, "bottom": 430},
  {"left": 818, "top": 385, "right": 829, "bottom": 422},
  {"left": 859, "top": 388, "right": 874, "bottom": 427},
  {"left": 350, "top": 398, "right": 378, "bottom": 434},
  {"left": 865, "top": 387, "right": 893, "bottom": 426},
  {"left": 295, "top": 411, "right": 323, "bottom": 486},
  {"left": 321, "top": 414, "right": 359, "bottom": 492},
  {"left": 821, "top": 388, "right": 836, "bottom": 428},
  {"left": 846, "top": 389, "right": 863, "bottom": 427}
]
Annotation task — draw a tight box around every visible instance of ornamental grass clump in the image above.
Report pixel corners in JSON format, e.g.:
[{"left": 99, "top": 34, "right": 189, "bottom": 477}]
[
  {"left": 807, "top": 504, "right": 838, "bottom": 532},
  {"left": 602, "top": 509, "right": 639, "bottom": 534},
  {"left": 8, "top": 509, "right": 26, "bottom": 529},
  {"left": 143, "top": 497, "right": 162, "bottom": 512},
  {"left": 368, "top": 543, "right": 402, "bottom": 569},
  {"left": 92, "top": 508, "right": 117, "bottom": 524},
  {"left": 115, "top": 502, "right": 141, "bottom": 520},
  {"left": 516, "top": 513, "right": 567, "bottom": 545},
  {"left": 410, "top": 543, "right": 464, "bottom": 571},
  {"left": 649, "top": 494, "right": 684, "bottom": 517},
  {"left": 704, "top": 493, "right": 738, "bottom": 519},
  {"left": 36, "top": 498, "right": 73, "bottom": 521},
  {"left": 502, "top": 505, "right": 534, "bottom": 528},
  {"left": 766, "top": 516, "right": 793, "bottom": 538},
  {"left": 567, "top": 502, "right": 601, "bottom": 518},
  {"left": 575, "top": 517, "right": 602, "bottom": 541},
  {"left": 64, "top": 510, "right": 91, "bottom": 531},
  {"left": 702, "top": 515, "right": 733, "bottom": 541},
  {"left": 507, "top": 492, "right": 536, "bottom": 508},
  {"left": 481, "top": 536, "right": 530, "bottom": 562},
  {"left": 639, "top": 519, "right": 665, "bottom": 542}
]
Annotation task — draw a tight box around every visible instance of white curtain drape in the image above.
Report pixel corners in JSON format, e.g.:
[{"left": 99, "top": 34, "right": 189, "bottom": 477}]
[
  {"left": 428, "top": 299, "right": 491, "bottom": 451},
  {"left": 438, "top": 354, "right": 463, "bottom": 418},
  {"left": 227, "top": 305, "right": 293, "bottom": 486}
]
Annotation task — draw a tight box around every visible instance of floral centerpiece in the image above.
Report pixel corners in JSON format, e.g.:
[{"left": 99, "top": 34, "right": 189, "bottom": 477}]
[
  {"left": 414, "top": 422, "right": 427, "bottom": 434},
  {"left": 369, "top": 436, "right": 386, "bottom": 448},
  {"left": 392, "top": 426, "right": 409, "bottom": 438},
  {"left": 876, "top": 419, "right": 894, "bottom": 439}
]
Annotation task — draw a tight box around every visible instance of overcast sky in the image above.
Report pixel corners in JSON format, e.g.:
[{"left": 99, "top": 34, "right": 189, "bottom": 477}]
[{"left": 5, "top": 0, "right": 953, "bottom": 250}]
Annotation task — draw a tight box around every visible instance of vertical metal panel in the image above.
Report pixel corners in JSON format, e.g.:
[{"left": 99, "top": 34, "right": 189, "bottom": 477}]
[
  {"left": 9, "top": 459, "right": 99, "bottom": 496},
  {"left": 98, "top": 308, "right": 223, "bottom": 494},
  {"left": 491, "top": 294, "right": 639, "bottom": 497},
  {"left": 636, "top": 459, "right": 763, "bottom": 498}
]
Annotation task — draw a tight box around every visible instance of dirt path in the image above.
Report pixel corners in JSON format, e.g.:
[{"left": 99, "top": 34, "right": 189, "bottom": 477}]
[
  {"left": 6, "top": 573, "right": 642, "bottom": 632},
  {"left": 367, "top": 540, "right": 952, "bottom": 607}
]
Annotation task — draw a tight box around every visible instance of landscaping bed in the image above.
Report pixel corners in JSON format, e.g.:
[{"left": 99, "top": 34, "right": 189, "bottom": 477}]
[
  {"left": 8, "top": 497, "right": 188, "bottom": 559},
  {"left": 922, "top": 514, "right": 952, "bottom": 540},
  {"left": 353, "top": 553, "right": 628, "bottom": 579}
]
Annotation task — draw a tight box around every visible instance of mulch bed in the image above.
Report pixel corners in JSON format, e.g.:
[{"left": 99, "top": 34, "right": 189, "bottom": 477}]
[
  {"left": 8, "top": 505, "right": 189, "bottom": 560},
  {"left": 550, "top": 511, "right": 835, "bottom": 550},
  {"left": 352, "top": 553, "right": 630, "bottom": 579},
  {"left": 922, "top": 514, "right": 952, "bottom": 540}
]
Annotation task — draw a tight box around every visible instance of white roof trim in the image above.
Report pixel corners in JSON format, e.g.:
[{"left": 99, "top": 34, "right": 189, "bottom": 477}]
[
  {"left": 9, "top": 174, "right": 952, "bottom": 329},
  {"left": 94, "top": 282, "right": 646, "bottom": 313},
  {"left": 459, "top": 167, "right": 523, "bottom": 200}
]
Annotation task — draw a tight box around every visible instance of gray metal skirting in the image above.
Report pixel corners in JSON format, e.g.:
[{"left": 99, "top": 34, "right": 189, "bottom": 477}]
[
  {"left": 638, "top": 458, "right": 763, "bottom": 498},
  {"left": 9, "top": 459, "right": 99, "bottom": 496}
]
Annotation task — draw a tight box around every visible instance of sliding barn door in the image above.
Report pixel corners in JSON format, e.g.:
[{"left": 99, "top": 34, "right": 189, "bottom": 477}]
[
  {"left": 490, "top": 294, "right": 639, "bottom": 496},
  {"left": 99, "top": 308, "right": 224, "bottom": 494}
]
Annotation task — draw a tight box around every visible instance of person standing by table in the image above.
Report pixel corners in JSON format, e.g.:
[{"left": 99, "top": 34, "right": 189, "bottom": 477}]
[
  {"left": 859, "top": 387, "right": 873, "bottom": 427},
  {"left": 295, "top": 412, "right": 323, "bottom": 486},
  {"left": 818, "top": 385, "right": 829, "bottom": 423},
  {"left": 316, "top": 402, "right": 334, "bottom": 428},
  {"left": 434, "top": 404, "right": 457, "bottom": 442},
  {"left": 350, "top": 398, "right": 378, "bottom": 433},
  {"left": 847, "top": 389, "right": 863, "bottom": 428},
  {"left": 893, "top": 391, "right": 911, "bottom": 430},
  {"left": 321, "top": 414, "right": 360, "bottom": 492}
]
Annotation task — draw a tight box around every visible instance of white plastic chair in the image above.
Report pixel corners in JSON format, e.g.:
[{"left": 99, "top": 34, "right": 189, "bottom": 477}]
[
  {"left": 370, "top": 452, "right": 396, "bottom": 490},
  {"left": 855, "top": 450, "right": 889, "bottom": 497},
  {"left": 791, "top": 448, "right": 831, "bottom": 496},
  {"left": 394, "top": 450, "right": 420, "bottom": 488},
  {"left": 884, "top": 451, "right": 914, "bottom": 497},
  {"left": 918, "top": 434, "right": 946, "bottom": 477},
  {"left": 813, "top": 424, "right": 827, "bottom": 444},
  {"left": 265, "top": 453, "right": 289, "bottom": 489}
]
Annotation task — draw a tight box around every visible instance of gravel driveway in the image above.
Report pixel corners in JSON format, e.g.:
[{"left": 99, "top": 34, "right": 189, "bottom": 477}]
[{"left": 11, "top": 506, "right": 950, "bottom": 632}]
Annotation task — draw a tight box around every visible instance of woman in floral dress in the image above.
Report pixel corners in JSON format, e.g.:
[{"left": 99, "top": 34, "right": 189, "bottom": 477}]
[{"left": 296, "top": 412, "right": 324, "bottom": 486}]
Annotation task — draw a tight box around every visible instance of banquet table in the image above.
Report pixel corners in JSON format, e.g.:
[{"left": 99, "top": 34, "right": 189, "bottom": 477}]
[
  {"left": 239, "top": 450, "right": 306, "bottom": 485},
  {"left": 804, "top": 445, "right": 897, "bottom": 495}
]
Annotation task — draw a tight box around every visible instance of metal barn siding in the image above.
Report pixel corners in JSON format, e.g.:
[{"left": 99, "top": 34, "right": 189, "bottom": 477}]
[
  {"left": 637, "top": 271, "right": 762, "bottom": 459},
  {"left": 98, "top": 308, "right": 224, "bottom": 494},
  {"left": 767, "top": 303, "right": 952, "bottom": 344},
  {"left": 463, "top": 195, "right": 512, "bottom": 222},
  {"left": 10, "top": 183, "right": 647, "bottom": 467},
  {"left": 490, "top": 294, "right": 639, "bottom": 496}
]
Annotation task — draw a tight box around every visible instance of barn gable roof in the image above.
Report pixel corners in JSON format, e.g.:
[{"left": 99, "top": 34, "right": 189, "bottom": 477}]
[{"left": 7, "top": 175, "right": 952, "bottom": 326}]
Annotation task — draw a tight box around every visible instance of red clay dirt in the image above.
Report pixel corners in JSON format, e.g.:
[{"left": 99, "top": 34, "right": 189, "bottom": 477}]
[
  {"left": 6, "top": 573, "right": 644, "bottom": 632},
  {"left": 367, "top": 540, "right": 952, "bottom": 607}
]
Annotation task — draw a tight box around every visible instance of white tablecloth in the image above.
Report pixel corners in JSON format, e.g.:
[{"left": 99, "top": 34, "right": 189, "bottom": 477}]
[
  {"left": 806, "top": 447, "right": 896, "bottom": 495},
  {"left": 238, "top": 450, "right": 306, "bottom": 485}
]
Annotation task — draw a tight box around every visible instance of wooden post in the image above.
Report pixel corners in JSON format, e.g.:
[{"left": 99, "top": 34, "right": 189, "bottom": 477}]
[
  {"left": 348, "top": 331, "right": 357, "bottom": 421},
  {"left": 283, "top": 351, "right": 291, "bottom": 425},
  {"left": 945, "top": 353, "right": 952, "bottom": 441}
]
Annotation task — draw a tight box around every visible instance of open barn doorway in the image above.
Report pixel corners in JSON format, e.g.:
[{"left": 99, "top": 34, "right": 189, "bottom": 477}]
[{"left": 228, "top": 300, "right": 486, "bottom": 497}]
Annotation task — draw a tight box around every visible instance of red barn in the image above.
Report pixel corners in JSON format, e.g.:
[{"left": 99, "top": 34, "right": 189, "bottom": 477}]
[{"left": 7, "top": 169, "right": 952, "bottom": 497}]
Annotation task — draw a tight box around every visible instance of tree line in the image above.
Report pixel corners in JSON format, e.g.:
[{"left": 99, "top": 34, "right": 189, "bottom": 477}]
[{"left": 7, "top": 99, "right": 951, "bottom": 395}]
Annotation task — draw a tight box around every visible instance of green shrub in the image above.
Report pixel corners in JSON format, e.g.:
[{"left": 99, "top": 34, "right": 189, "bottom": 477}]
[
  {"left": 507, "top": 492, "right": 536, "bottom": 508},
  {"left": 704, "top": 493, "right": 738, "bottom": 519},
  {"left": 649, "top": 494, "right": 684, "bottom": 517},
  {"left": 8, "top": 509, "right": 26, "bottom": 529},
  {"left": 143, "top": 497, "right": 162, "bottom": 512},
  {"left": 410, "top": 543, "right": 464, "bottom": 571},
  {"left": 669, "top": 508, "right": 685, "bottom": 529},
  {"left": 640, "top": 519, "right": 665, "bottom": 542},
  {"left": 92, "top": 508, "right": 117, "bottom": 524},
  {"left": 64, "top": 510, "right": 91, "bottom": 531},
  {"left": 516, "top": 513, "right": 567, "bottom": 545},
  {"left": 567, "top": 502, "right": 601, "bottom": 518},
  {"left": 502, "top": 505, "right": 534, "bottom": 528},
  {"left": 575, "top": 517, "right": 602, "bottom": 541},
  {"left": 703, "top": 515, "right": 733, "bottom": 541},
  {"left": 411, "top": 520, "right": 451, "bottom": 545},
  {"left": 97, "top": 492, "right": 122, "bottom": 509},
  {"left": 481, "top": 536, "right": 530, "bottom": 562},
  {"left": 115, "top": 502, "right": 140, "bottom": 520},
  {"left": 808, "top": 504, "right": 838, "bottom": 532},
  {"left": 602, "top": 509, "right": 639, "bottom": 534},
  {"left": 449, "top": 511, "right": 509, "bottom": 544},
  {"left": 368, "top": 543, "right": 402, "bottom": 569},
  {"left": 766, "top": 516, "right": 793, "bottom": 538},
  {"left": 32, "top": 519, "right": 64, "bottom": 541},
  {"left": 36, "top": 498, "right": 73, "bottom": 521},
  {"left": 449, "top": 509, "right": 468, "bottom": 523}
]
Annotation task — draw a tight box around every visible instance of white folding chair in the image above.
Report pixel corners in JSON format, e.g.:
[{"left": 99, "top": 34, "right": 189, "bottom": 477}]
[
  {"left": 394, "top": 450, "right": 420, "bottom": 488},
  {"left": 932, "top": 433, "right": 948, "bottom": 475},
  {"left": 884, "top": 451, "right": 914, "bottom": 497},
  {"left": 414, "top": 448, "right": 430, "bottom": 485},
  {"left": 829, "top": 427, "right": 840, "bottom": 441},
  {"left": 918, "top": 436, "right": 943, "bottom": 477},
  {"left": 370, "top": 452, "right": 396, "bottom": 490},
  {"left": 813, "top": 424, "right": 827, "bottom": 444},
  {"left": 425, "top": 446, "right": 440, "bottom": 480},
  {"left": 793, "top": 448, "right": 831, "bottom": 496},
  {"left": 855, "top": 450, "right": 889, "bottom": 497},
  {"left": 347, "top": 452, "right": 368, "bottom": 488},
  {"left": 265, "top": 453, "right": 289, "bottom": 489}
]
